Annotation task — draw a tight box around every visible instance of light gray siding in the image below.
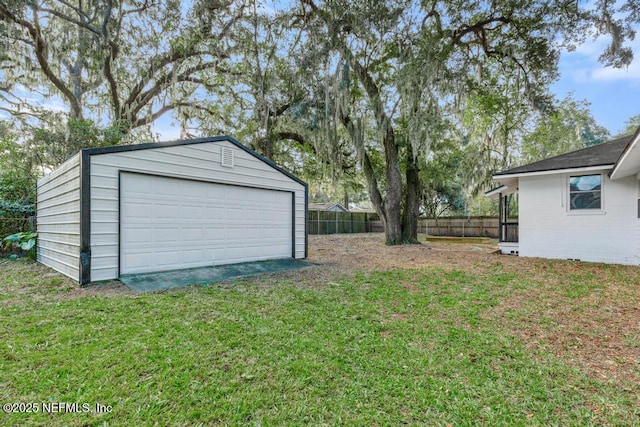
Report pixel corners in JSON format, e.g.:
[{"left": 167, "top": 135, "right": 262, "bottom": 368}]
[
  {"left": 90, "top": 140, "right": 306, "bottom": 281},
  {"left": 36, "top": 153, "right": 81, "bottom": 280}
]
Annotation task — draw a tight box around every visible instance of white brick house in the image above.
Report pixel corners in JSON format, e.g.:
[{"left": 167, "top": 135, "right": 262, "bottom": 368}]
[{"left": 487, "top": 127, "right": 640, "bottom": 265}]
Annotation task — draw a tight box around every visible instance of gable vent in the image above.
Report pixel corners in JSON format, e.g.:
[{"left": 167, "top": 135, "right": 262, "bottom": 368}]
[{"left": 221, "top": 146, "right": 234, "bottom": 168}]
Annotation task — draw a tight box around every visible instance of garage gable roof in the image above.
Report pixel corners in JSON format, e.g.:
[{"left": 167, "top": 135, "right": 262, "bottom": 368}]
[
  {"left": 82, "top": 135, "right": 307, "bottom": 187},
  {"left": 493, "top": 135, "right": 632, "bottom": 178}
]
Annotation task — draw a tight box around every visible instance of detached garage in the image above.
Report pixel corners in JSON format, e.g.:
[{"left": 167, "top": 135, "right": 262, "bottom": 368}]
[{"left": 36, "top": 136, "right": 308, "bottom": 285}]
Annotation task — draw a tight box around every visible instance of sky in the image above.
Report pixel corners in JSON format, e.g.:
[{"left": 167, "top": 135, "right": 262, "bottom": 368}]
[{"left": 551, "top": 34, "right": 640, "bottom": 136}]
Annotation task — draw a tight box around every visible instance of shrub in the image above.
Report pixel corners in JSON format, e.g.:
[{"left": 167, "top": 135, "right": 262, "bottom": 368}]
[{"left": 3, "top": 231, "right": 37, "bottom": 260}]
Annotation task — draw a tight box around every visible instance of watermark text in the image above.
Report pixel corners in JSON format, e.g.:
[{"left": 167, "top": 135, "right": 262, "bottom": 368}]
[{"left": 2, "top": 402, "right": 112, "bottom": 414}]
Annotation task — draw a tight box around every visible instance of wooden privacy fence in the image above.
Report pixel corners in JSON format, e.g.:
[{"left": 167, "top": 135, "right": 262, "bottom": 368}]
[
  {"left": 421, "top": 217, "right": 504, "bottom": 238},
  {"left": 308, "top": 211, "right": 502, "bottom": 238}
]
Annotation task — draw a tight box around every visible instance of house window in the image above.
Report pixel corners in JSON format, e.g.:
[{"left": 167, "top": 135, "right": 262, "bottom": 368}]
[{"left": 569, "top": 174, "right": 601, "bottom": 210}]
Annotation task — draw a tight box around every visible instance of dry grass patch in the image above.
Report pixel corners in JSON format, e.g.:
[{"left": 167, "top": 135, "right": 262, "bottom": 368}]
[{"left": 309, "top": 234, "right": 640, "bottom": 395}]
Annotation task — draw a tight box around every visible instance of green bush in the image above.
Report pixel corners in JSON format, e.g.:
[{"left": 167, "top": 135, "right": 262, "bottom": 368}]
[
  {"left": 0, "top": 200, "right": 34, "bottom": 252},
  {"left": 3, "top": 231, "right": 37, "bottom": 260}
]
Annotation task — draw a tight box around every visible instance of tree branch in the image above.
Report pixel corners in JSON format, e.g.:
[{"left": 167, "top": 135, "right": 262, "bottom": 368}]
[
  {"left": 338, "top": 107, "right": 386, "bottom": 222},
  {"left": 35, "top": 6, "right": 102, "bottom": 37},
  {"left": 0, "top": 2, "right": 82, "bottom": 118},
  {"left": 452, "top": 16, "right": 512, "bottom": 45},
  {"left": 122, "top": 49, "right": 213, "bottom": 115},
  {"left": 269, "top": 97, "right": 304, "bottom": 117},
  {"left": 128, "top": 61, "right": 223, "bottom": 121},
  {"left": 98, "top": 0, "right": 121, "bottom": 118},
  {"left": 52, "top": 0, "right": 90, "bottom": 21},
  {"left": 275, "top": 131, "right": 306, "bottom": 143},
  {"left": 133, "top": 104, "right": 174, "bottom": 127}
]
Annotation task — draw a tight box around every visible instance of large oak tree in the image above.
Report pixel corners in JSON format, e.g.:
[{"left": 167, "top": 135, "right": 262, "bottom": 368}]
[{"left": 0, "top": 0, "right": 242, "bottom": 133}]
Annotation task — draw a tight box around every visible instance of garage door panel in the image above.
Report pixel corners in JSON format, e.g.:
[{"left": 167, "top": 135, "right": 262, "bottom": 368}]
[
  {"left": 155, "top": 227, "right": 180, "bottom": 243},
  {"left": 123, "top": 252, "right": 151, "bottom": 271},
  {"left": 182, "top": 180, "right": 204, "bottom": 198},
  {"left": 120, "top": 173, "right": 293, "bottom": 274},
  {"left": 225, "top": 247, "right": 251, "bottom": 262},
  {"left": 124, "top": 227, "right": 152, "bottom": 244},
  {"left": 246, "top": 209, "right": 262, "bottom": 221},
  {"left": 155, "top": 226, "right": 181, "bottom": 243},
  {"left": 205, "top": 206, "right": 226, "bottom": 218},
  {"left": 154, "top": 251, "right": 182, "bottom": 269},
  {"left": 183, "top": 249, "right": 204, "bottom": 263},
  {"left": 126, "top": 174, "right": 153, "bottom": 193},
  {"left": 123, "top": 202, "right": 152, "bottom": 219},
  {"left": 227, "top": 190, "right": 246, "bottom": 202},
  {"left": 263, "top": 244, "right": 290, "bottom": 256},
  {"left": 248, "top": 191, "right": 264, "bottom": 203},
  {"left": 227, "top": 207, "right": 245, "bottom": 218},
  {"left": 208, "top": 248, "right": 225, "bottom": 260},
  {"left": 223, "top": 230, "right": 244, "bottom": 241},
  {"left": 203, "top": 228, "right": 224, "bottom": 240},
  {"left": 262, "top": 228, "right": 288, "bottom": 239},
  {"left": 182, "top": 227, "right": 205, "bottom": 242},
  {"left": 182, "top": 205, "right": 204, "bottom": 220},
  {"left": 156, "top": 204, "right": 179, "bottom": 219},
  {"left": 204, "top": 186, "right": 226, "bottom": 200},
  {"left": 157, "top": 179, "right": 180, "bottom": 196}
]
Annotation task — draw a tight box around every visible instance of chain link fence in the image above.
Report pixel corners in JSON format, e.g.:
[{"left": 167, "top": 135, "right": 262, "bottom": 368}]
[{"left": 307, "top": 211, "right": 380, "bottom": 234}]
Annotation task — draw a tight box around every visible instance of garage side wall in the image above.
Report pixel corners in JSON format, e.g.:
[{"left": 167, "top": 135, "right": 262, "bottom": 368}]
[
  {"left": 36, "top": 153, "right": 81, "bottom": 280},
  {"left": 89, "top": 140, "right": 306, "bottom": 281}
]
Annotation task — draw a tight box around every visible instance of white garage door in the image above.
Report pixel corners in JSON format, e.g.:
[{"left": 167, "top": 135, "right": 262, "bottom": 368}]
[{"left": 120, "top": 173, "right": 293, "bottom": 274}]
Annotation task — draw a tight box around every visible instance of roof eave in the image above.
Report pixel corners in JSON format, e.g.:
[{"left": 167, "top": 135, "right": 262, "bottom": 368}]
[
  {"left": 484, "top": 185, "right": 517, "bottom": 199},
  {"left": 493, "top": 164, "right": 614, "bottom": 180},
  {"left": 610, "top": 126, "right": 640, "bottom": 180}
]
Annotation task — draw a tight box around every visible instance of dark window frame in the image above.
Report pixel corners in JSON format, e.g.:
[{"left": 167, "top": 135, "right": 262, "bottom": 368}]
[{"left": 568, "top": 174, "right": 602, "bottom": 211}]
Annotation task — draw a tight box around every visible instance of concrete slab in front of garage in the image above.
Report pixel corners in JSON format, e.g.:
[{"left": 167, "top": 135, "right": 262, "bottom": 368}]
[{"left": 119, "top": 258, "right": 312, "bottom": 292}]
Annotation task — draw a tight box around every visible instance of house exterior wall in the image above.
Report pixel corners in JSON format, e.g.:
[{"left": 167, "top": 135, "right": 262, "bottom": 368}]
[
  {"left": 36, "top": 153, "right": 81, "bottom": 280},
  {"left": 519, "top": 170, "right": 637, "bottom": 265},
  {"left": 637, "top": 179, "right": 640, "bottom": 263},
  {"left": 89, "top": 139, "right": 306, "bottom": 281}
]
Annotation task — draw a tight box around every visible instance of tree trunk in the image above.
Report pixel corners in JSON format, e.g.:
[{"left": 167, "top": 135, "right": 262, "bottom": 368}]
[
  {"left": 402, "top": 150, "right": 421, "bottom": 243},
  {"left": 382, "top": 126, "right": 403, "bottom": 245},
  {"left": 304, "top": 1, "right": 405, "bottom": 245},
  {"left": 338, "top": 108, "right": 388, "bottom": 231}
]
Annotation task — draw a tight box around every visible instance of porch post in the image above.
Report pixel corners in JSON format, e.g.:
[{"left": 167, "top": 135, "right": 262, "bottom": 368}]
[{"left": 498, "top": 192, "right": 503, "bottom": 243}]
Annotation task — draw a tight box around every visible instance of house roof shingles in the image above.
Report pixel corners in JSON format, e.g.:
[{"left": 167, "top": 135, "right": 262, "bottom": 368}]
[
  {"left": 494, "top": 135, "right": 633, "bottom": 177},
  {"left": 308, "top": 202, "right": 348, "bottom": 211}
]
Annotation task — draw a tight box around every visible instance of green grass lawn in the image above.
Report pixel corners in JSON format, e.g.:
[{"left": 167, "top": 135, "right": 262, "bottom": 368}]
[{"left": 1, "top": 257, "right": 638, "bottom": 426}]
